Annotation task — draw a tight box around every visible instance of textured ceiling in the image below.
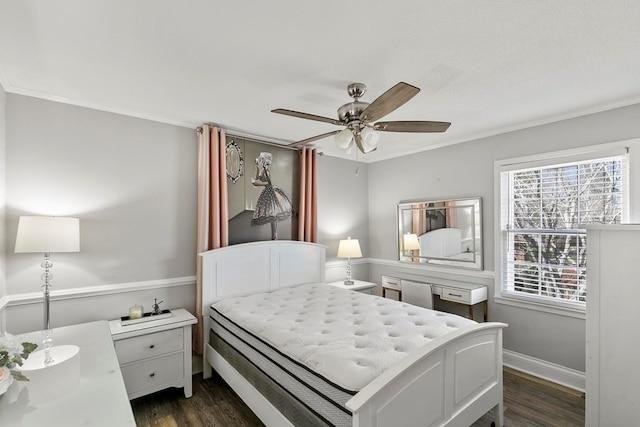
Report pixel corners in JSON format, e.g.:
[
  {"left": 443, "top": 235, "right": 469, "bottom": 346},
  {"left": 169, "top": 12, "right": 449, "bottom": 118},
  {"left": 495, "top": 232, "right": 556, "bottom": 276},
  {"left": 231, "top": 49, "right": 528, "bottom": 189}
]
[{"left": 1, "top": 1, "right": 640, "bottom": 163}]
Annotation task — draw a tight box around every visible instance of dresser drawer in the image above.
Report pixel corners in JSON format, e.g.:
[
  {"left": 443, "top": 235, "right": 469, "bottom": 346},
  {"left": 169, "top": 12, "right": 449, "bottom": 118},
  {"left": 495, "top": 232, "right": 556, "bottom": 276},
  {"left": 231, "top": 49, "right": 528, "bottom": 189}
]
[
  {"left": 120, "top": 352, "right": 184, "bottom": 396},
  {"left": 115, "top": 328, "right": 183, "bottom": 364},
  {"left": 441, "top": 288, "right": 471, "bottom": 304}
]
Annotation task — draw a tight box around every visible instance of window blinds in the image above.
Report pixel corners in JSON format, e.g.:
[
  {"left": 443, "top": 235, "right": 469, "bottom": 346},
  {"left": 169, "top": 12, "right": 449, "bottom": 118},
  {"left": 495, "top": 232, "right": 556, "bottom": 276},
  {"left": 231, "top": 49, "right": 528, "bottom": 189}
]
[{"left": 499, "top": 152, "right": 628, "bottom": 305}]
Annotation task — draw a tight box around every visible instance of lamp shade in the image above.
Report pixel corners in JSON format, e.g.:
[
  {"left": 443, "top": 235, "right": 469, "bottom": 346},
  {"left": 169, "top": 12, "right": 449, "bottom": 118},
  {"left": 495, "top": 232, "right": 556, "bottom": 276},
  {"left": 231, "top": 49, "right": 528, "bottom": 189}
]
[
  {"left": 337, "top": 237, "right": 362, "bottom": 258},
  {"left": 403, "top": 233, "right": 420, "bottom": 250},
  {"left": 15, "top": 216, "right": 80, "bottom": 253}
]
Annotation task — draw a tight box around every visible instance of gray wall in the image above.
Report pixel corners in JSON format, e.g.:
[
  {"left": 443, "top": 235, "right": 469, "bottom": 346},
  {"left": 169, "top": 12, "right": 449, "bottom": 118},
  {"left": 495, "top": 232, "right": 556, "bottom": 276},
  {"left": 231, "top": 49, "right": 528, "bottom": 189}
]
[
  {"left": 317, "top": 156, "right": 369, "bottom": 261},
  {"left": 368, "top": 102, "right": 640, "bottom": 372},
  {"left": 1, "top": 94, "right": 369, "bottom": 331},
  {"left": 7, "top": 90, "right": 639, "bottom": 373},
  {"left": 5, "top": 95, "right": 198, "bottom": 295}
]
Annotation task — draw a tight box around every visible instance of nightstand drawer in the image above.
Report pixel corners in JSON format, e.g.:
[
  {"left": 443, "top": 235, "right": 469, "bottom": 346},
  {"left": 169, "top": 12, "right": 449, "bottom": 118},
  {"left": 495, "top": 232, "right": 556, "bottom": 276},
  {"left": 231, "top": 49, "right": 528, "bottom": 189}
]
[
  {"left": 120, "top": 352, "right": 184, "bottom": 396},
  {"left": 441, "top": 288, "right": 471, "bottom": 304},
  {"left": 115, "top": 328, "right": 183, "bottom": 364}
]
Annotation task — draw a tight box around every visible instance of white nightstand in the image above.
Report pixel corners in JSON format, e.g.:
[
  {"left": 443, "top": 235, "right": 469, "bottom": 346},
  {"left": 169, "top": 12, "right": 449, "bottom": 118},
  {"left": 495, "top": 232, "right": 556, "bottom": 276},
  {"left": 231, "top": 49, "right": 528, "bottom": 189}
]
[
  {"left": 108, "top": 308, "right": 197, "bottom": 400},
  {"left": 327, "top": 280, "right": 377, "bottom": 294}
]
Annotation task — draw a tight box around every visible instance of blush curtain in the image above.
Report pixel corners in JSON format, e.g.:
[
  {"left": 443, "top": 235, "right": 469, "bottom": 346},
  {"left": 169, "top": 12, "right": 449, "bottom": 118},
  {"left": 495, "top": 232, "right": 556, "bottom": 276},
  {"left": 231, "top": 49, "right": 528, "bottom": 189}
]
[
  {"left": 445, "top": 201, "right": 458, "bottom": 228},
  {"left": 412, "top": 203, "right": 426, "bottom": 235},
  {"left": 194, "top": 124, "right": 229, "bottom": 354},
  {"left": 298, "top": 147, "right": 317, "bottom": 242}
]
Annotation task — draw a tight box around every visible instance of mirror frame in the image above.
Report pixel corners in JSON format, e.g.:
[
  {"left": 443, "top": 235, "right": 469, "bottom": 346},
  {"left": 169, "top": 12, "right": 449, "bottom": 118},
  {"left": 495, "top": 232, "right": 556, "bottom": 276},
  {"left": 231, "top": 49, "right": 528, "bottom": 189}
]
[{"left": 397, "top": 197, "right": 483, "bottom": 270}]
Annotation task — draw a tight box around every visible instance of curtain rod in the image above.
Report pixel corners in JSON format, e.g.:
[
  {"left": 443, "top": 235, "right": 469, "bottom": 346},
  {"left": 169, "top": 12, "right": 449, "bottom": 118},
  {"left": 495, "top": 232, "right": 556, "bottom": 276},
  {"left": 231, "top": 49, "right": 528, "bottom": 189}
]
[{"left": 196, "top": 125, "right": 322, "bottom": 154}]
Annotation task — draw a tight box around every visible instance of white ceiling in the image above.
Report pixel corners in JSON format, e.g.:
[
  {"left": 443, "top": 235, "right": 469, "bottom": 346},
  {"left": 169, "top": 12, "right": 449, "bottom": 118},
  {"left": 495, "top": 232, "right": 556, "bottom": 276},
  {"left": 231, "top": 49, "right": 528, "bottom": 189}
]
[{"left": 2, "top": 1, "right": 640, "bottom": 163}]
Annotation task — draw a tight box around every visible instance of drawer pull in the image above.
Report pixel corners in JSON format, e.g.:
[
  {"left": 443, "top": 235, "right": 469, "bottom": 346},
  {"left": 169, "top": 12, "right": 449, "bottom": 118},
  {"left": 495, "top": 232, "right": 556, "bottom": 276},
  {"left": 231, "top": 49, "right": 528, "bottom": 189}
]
[
  {"left": 449, "top": 293, "right": 462, "bottom": 297},
  {"left": 149, "top": 372, "right": 155, "bottom": 378},
  {"left": 388, "top": 281, "right": 398, "bottom": 286},
  {"left": 149, "top": 344, "right": 155, "bottom": 349}
]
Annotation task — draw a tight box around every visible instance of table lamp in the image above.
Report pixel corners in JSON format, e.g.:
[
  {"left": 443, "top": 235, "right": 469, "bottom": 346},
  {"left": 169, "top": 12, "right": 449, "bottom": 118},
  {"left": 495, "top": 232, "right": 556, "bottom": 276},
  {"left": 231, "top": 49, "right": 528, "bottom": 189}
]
[
  {"left": 403, "top": 233, "right": 420, "bottom": 251},
  {"left": 337, "top": 237, "right": 362, "bottom": 286},
  {"left": 15, "top": 216, "right": 80, "bottom": 367}
]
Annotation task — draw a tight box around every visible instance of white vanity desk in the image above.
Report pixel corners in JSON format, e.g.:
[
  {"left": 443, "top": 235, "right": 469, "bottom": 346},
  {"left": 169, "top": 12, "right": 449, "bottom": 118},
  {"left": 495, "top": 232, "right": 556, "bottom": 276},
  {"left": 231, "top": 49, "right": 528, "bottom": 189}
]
[
  {"left": 0, "top": 321, "right": 135, "bottom": 427},
  {"left": 382, "top": 274, "right": 488, "bottom": 321}
]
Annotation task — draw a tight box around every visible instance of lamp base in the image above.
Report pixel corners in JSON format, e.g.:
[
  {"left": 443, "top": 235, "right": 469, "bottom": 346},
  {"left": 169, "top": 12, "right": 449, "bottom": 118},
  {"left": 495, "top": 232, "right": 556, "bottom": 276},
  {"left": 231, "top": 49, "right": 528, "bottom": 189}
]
[
  {"left": 18, "top": 345, "right": 80, "bottom": 403},
  {"left": 344, "top": 280, "right": 355, "bottom": 286}
]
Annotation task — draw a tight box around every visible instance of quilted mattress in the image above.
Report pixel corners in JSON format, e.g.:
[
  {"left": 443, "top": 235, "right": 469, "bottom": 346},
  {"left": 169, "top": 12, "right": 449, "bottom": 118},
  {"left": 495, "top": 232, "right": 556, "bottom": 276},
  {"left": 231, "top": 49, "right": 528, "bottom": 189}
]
[{"left": 210, "top": 283, "right": 476, "bottom": 426}]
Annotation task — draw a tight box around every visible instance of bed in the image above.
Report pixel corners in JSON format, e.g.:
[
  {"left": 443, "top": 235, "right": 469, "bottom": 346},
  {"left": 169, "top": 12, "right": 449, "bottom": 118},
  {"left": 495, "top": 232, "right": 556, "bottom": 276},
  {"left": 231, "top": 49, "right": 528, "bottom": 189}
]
[
  {"left": 419, "top": 228, "right": 464, "bottom": 258},
  {"left": 200, "top": 241, "right": 506, "bottom": 427}
]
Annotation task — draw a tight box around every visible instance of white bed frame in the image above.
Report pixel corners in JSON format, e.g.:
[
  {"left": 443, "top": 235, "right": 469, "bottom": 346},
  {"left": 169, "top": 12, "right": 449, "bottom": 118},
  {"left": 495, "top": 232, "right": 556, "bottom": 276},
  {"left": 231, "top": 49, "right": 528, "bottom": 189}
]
[{"left": 200, "top": 241, "right": 506, "bottom": 427}]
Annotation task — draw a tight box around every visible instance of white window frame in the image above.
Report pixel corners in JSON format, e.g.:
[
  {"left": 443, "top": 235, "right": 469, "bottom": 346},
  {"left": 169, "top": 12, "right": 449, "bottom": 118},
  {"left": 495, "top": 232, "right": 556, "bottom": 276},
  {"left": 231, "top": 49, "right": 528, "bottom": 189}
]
[{"left": 494, "top": 140, "right": 639, "bottom": 318}]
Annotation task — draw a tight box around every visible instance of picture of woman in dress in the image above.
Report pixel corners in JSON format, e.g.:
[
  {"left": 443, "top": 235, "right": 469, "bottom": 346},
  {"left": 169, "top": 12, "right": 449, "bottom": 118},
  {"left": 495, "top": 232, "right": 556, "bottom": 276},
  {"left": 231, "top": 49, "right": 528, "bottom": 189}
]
[{"left": 251, "top": 152, "right": 292, "bottom": 240}]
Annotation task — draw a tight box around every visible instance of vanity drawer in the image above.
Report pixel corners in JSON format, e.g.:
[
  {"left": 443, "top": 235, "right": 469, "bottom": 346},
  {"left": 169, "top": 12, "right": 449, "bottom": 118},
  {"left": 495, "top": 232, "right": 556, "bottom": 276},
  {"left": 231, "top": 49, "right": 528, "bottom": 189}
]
[
  {"left": 382, "top": 276, "right": 401, "bottom": 290},
  {"left": 120, "top": 352, "right": 184, "bottom": 396},
  {"left": 114, "top": 328, "right": 184, "bottom": 364},
  {"left": 441, "top": 288, "right": 471, "bottom": 304}
]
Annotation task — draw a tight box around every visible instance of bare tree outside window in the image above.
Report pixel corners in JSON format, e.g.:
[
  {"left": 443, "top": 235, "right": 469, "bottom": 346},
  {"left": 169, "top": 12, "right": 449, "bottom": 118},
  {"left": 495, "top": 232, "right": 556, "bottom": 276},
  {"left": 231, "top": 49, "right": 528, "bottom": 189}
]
[{"left": 502, "top": 158, "right": 624, "bottom": 304}]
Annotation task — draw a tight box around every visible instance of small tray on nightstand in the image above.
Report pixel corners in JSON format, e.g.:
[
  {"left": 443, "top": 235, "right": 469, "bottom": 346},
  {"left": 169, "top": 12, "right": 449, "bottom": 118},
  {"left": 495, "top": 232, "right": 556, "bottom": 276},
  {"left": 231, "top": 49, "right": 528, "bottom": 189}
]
[{"left": 120, "top": 309, "right": 172, "bottom": 326}]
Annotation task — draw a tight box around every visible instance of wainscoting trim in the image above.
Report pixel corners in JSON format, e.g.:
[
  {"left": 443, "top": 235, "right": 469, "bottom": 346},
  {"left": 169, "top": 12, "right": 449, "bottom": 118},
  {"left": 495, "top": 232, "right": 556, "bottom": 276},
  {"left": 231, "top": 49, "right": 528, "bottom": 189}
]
[
  {"left": 503, "top": 349, "right": 585, "bottom": 392},
  {"left": 325, "top": 258, "right": 368, "bottom": 268},
  {"left": 4, "top": 276, "right": 197, "bottom": 307},
  {"left": 368, "top": 257, "right": 495, "bottom": 280}
]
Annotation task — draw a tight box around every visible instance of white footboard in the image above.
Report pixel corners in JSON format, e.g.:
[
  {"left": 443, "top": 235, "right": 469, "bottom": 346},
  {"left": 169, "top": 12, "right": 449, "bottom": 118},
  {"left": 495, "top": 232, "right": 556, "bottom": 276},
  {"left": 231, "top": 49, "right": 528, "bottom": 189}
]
[{"left": 346, "top": 322, "right": 507, "bottom": 427}]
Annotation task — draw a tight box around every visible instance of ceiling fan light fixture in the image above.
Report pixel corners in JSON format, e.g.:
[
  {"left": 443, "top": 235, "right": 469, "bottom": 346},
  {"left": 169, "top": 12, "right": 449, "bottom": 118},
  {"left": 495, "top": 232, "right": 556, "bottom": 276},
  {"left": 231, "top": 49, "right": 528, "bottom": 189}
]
[
  {"left": 335, "top": 128, "right": 354, "bottom": 150},
  {"left": 360, "top": 127, "right": 380, "bottom": 153},
  {"left": 344, "top": 140, "right": 354, "bottom": 154},
  {"left": 273, "top": 81, "right": 451, "bottom": 155}
]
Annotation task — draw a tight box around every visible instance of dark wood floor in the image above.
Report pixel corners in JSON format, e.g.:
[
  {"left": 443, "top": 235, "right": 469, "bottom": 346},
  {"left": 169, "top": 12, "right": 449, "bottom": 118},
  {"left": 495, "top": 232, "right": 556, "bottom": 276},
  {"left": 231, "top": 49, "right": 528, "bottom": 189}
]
[
  {"left": 131, "top": 367, "right": 585, "bottom": 427},
  {"left": 471, "top": 368, "right": 584, "bottom": 427}
]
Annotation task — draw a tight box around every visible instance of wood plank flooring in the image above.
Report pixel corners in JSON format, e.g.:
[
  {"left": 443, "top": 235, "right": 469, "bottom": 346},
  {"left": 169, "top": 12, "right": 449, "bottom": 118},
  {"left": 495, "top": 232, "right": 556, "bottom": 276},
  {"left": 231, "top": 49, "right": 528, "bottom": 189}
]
[
  {"left": 131, "top": 367, "right": 585, "bottom": 427},
  {"left": 471, "top": 368, "right": 585, "bottom": 427}
]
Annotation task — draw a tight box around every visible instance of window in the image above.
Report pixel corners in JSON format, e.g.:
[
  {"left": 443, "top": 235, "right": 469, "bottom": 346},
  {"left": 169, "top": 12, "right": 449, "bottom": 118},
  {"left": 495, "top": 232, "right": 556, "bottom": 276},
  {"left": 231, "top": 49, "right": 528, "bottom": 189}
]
[{"left": 497, "top": 146, "right": 628, "bottom": 311}]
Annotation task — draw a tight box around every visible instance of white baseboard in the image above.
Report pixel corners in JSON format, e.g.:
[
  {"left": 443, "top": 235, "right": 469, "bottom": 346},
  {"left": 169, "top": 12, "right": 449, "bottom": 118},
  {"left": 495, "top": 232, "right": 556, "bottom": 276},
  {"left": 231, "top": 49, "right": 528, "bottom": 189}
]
[{"left": 503, "top": 349, "right": 585, "bottom": 393}]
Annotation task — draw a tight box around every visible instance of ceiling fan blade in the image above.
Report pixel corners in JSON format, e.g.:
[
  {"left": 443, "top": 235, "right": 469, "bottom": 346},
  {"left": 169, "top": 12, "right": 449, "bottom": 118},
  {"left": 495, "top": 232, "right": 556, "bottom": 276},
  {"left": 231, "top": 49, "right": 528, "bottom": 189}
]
[
  {"left": 359, "top": 82, "right": 420, "bottom": 123},
  {"left": 272, "top": 108, "right": 343, "bottom": 126},
  {"left": 353, "top": 133, "right": 366, "bottom": 153},
  {"left": 373, "top": 121, "right": 451, "bottom": 133},
  {"left": 288, "top": 130, "right": 341, "bottom": 148}
]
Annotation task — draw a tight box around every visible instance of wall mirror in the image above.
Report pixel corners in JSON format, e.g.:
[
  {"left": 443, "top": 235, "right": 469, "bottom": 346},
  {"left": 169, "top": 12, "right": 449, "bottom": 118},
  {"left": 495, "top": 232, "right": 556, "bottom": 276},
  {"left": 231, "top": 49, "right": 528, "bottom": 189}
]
[{"left": 397, "top": 197, "right": 483, "bottom": 270}]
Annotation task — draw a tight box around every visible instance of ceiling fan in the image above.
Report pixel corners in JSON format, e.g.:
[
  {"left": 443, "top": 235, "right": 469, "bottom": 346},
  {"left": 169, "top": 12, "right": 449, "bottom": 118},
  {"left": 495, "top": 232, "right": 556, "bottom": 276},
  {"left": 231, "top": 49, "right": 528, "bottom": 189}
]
[{"left": 272, "top": 82, "right": 451, "bottom": 154}]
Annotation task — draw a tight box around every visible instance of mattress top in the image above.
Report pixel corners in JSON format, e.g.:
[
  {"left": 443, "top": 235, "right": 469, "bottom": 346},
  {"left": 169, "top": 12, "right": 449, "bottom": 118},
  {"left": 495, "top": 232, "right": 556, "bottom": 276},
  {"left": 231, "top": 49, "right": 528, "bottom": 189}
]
[{"left": 212, "top": 283, "right": 476, "bottom": 391}]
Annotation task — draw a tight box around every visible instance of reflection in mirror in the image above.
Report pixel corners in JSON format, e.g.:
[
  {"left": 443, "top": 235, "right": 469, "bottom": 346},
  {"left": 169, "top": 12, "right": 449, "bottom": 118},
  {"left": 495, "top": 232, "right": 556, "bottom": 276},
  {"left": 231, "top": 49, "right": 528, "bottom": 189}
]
[{"left": 397, "top": 198, "right": 483, "bottom": 270}]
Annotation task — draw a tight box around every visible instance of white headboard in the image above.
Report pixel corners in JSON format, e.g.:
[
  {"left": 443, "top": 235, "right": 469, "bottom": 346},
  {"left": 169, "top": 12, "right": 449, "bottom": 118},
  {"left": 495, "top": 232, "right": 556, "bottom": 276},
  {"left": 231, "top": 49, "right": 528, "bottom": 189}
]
[
  {"left": 419, "top": 228, "right": 463, "bottom": 257},
  {"left": 200, "top": 240, "right": 326, "bottom": 312}
]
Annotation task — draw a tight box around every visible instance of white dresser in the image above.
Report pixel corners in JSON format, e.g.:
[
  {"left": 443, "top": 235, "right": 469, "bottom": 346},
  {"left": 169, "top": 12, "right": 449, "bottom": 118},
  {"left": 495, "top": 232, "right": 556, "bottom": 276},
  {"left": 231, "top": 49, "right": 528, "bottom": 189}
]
[
  {"left": 109, "top": 308, "right": 197, "bottom": 400},
  {"left": 0, "top": 321, "right": 135, "bottom": 426},
  {"left": 585, "top": 225, "right": 640, "bottom": 426}
]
